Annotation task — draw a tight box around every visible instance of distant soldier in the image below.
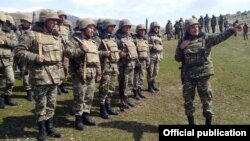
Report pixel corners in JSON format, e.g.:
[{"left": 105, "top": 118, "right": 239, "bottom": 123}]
[
  {"left": 224, "top": 17, "right": 229, "bottom": 30},
  {"left": 17, "top": 14, "right": 34, "bottom": 101},
  {"left": 179, "top": 18, "right": 185, "bottom": 38},
  {"left": 133, "top": 24, "right": 149, "bottom": 99},
  {"left": 210, "top": 15, "right": 217, "bottom": 33},
  {"left": 175, "top": 18, "right": 243, "bottom": 125},
  {"left": 64, "top": 18, "right": 101, "bottom": 130},
  {"left": 165, "top": 20, "right": 173, "bottom": 40},
  {"left": 218, "top": 14, "right": 224, "bottom": 32},
  {"left": 15, "top": 9, "right": 62, "bottom": 140},
  {"left": 0, "top": 12, "right": 18, "bottom": 109},
  {"left": 147, "top": 21, "right": 163, "bottom": 93},
  {"left": 174, "top": 20, "right": 181, "bottom": 39},
  {"left": 243, "top": 23, "right": 248, "bottom": 40},
  {"left": 115, "top": 19, "right": 138, "bottom": 109},
  {"left": 198, "top": 15, "right": 204, "bottom": 31},
  {"left": 98, "top": 19, "right": 119, "bottom": 119},
  {"left": 204, "top": 14, "right": 210, "bottom": 33},
  {"left": 96, "top": 18, "right": 104, "bottom": 37}
]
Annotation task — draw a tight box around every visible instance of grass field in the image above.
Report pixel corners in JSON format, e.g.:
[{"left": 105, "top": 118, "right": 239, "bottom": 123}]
[{"left": 0, "top": 35, "right": 250, "bottom": 141}]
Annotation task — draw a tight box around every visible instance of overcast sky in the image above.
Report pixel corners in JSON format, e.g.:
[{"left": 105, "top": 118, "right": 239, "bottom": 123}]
[{"left": 0, "top": 0, "right": 249, "bottom": 26}]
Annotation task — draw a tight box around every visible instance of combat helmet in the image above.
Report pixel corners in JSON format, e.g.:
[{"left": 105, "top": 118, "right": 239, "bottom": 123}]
[
  {"left": 6, "top": 14, "right": 15, "bottom": 25},
  {"left": 136, "top": 24, "right": 146, "bottom": 32},
  {"left": 119, "top": 19, "right": 132, "bottom": 29},
  {"left": 0, "top": 11, "right": 6, "bottom": 23},
  {"left": 20, "top": 14, "right": 32, "bottom": 23},
  {"left": 150, "top": 21, "right": 160, "bottom": 29},
  {"left": 57, "top": 10, "right": 67, "bottom": 19},
  {"left": 184, "top": 18, "right": 199, "bottom": 31},
  {"left": 102, "top": 18, "right": 116, "bottom": 30},
  {"left": 39, "top": 9, "right": 59, "bottom": 23},
  {"left": 78, "top": 18, "right": 95, "bottom": 30}
]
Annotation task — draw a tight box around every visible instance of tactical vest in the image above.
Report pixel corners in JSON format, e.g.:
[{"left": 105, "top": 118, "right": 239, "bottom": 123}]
[
  {"left": 150, "top": 36, "right": 163, "bottom": 52},
  {"left": 36, "top": 33, "right": 62, "bottom": 64},
  {"left": 121, "top": 38, "right": 138, "bottom": 60},
  {"left": 0, "top": 32, "right": 12, "bottom": 57},
  {"left": 83, "top": 40, "right": 100, "bottom": 66},
  {"left": 103, "top": 39, "right": 120, "bottom": 62},
  {"left": 136, "top": 39, "right": 149, "bottom": 59},
  {"left": 183, "top": 38, "right": 206, "bottom": 67}
]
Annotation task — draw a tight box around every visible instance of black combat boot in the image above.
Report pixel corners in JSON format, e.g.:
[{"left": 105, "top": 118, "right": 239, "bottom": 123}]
[
  {"left": 57, "top": 86, "right": 61, "bottom": 95},
  {"left": 125, "top": 97, "right": 134, "bottom": 107},
  {"left": 99, "top": 104, "right": 109, "bottom": 119},
  {"left": 4, "top": 95, "right": 17, "bottom": 106},
  {"left": 75, "top": 115, "right": 84, "bottom": 130},
  {"left": 147, "top": 82, "right": 155, "bottom": 93},
  {"left": 205, "top": 117, "right": 212, "bottom": 125},
  {"left": 82, "top": 112, "right": 96, "bottom": 126},
  {"left": 0, "top": 97, "right": 5, "bottom": 109},
  {"left": 105, "top": 102, "right": 118, "bottom": 115},
  {"left": 137, "top": 88, "right": 146, "bottom": 98},
  {"left": 133, "top": 90, "right": 140, "bottom": 100},
  {"left": 45, "top": 118, "right": 62, "bottom": 138},
  {"left": 26, "top": 90, "right": 33, "bottom": 101},
  {"left": 187, "top": 116, "right": 195, "bottom": 125},
  {"left": 37, "top": 121, "right": 48, "bottom": 141},
  {"left": 59, "top": 83, "right": 68, "bottom": 94},
  {"left": 152, "top": 80, "right": 160, "bottom": 91}
]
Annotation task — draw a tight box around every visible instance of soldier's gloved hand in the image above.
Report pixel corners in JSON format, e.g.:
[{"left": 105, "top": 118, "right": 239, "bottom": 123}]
[
  {"left": 180, "top": 40, "right": 190, "bottom": 49},
  {"left": 96, "top": 75, "right": 102, "bottom": 82},
  {"left": 104, "top": 51, "right": 111, "bottom": 57},
  {"left": 36, "top": 55, "right": 45, "bottom": 63}
]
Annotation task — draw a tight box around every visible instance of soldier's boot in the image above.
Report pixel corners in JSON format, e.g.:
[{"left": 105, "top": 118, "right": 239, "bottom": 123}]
[
  {"left": 75, "top": 115, "right": 84, "bottom": 130},
  {"left": 105, "top": 102, "right": 118, "bottom": 115},
  {"left": 187, "top": 116, "right": 195, "bottom": 125},
  {"left": 26, "top": 90, "right": 33, "bottom": 101},
  {"left": 57, "top": 86, "right": 61, "bottom": 95},
  {"left": 205, "top": 117, "right": 212, "bottom": 125},
  {"left": 82, "top": 112, "right": 96, "bottom": 126},
  {"left": 4, "top": 95, "right": 17, "bottom": 106},
  {"left": 152, "top": 80, "right": 160, "bottom": 91},
  {"left": 137, "top": 89, "right": 146, "bottom": 99},
  {"left": 147, "top": 82, "right": 155, "bottom": 93},
  {"left": 37, "top": 121, "right": 48, "bottom": 141},
  {"left": 99, "top": 104, "right": 109, "bottom": 119},
  {"left": 59, "top": 83, "right": 68, "bottom": 94},
  {"left": 125, "top": 97, "right": 134, "bottom": 107},
  {"left": 133, "top": 90, "right": 140, "bottom": 100},
  {"left": 45, "top": 118, "right": 62, "bottom": 138},
  {"left": 0, "top": 97, "right": 5, "bottom": 109}
]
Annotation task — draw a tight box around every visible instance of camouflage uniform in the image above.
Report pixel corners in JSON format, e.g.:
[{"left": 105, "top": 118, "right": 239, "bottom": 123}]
[
  {"left": 174, "top": 21, "right": 181, "bottom": 39},
  {"left": 179, "top": 18, "right": 185, "bottom": 38},
  {"left": 204, "top": 14, "right": 210, "bottom": 33},
  {"left": 218, "top": 14, "right": 224, "bottom": 33},
  {"left": 175, "top": 18, "right": 238, "bottom": 125},
  {"left": 15, "top": 9, "right": 62, "bottom": 140},
  {"left": 243, "top": 23, "right": 248, "bottom": 40},
  {"left": 147, "top": 21, "right": 163, "bottom": 93},
  {"left": 165, "top": 20, "right": 173, "bottom": 40},
  {"left": 0, "top": 12, "right": 18, "bottom": 108},
  {"left": 198, "top": 16, "right": 204, "bottom": 31},
  {"left": 98, "top": 19, "right": 120, "bottom": 119},
  {"left": 115, "top": 19, "right": 138, "bottom": 109},
  {"left": 64, "top": 18, "right": 101, "bottom": 130},
  {"left": 210, "top": 15, "right": 217, "bottom": 33}
]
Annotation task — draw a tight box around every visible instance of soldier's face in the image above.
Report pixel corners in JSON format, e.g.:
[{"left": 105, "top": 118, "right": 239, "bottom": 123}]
[
  {"left": 107, "top": 25, "right": 115, "bottom": 33},
  {"left": 189, "top": 24, "right": 199, "bottom": 36},
  {"left": 21, "top": 20, "right": 31, "bottom": 28},
  {"left": 138, "top": 30, "right": 146, "bottom": 37},
  {"left": 59, "top": 15, "right": 66, "bottom": 23},
  {"left": 84, "top": 25, "right": 95, "bottom": 37},
  {"left": 121, "top": 26, "right": 131, "bottom": 34},
  {"left": 153, "top": 26, "right": 160, "bottom": 33},
  {"left": 45, "top": 19, "right": 57, "bottom": 31}
]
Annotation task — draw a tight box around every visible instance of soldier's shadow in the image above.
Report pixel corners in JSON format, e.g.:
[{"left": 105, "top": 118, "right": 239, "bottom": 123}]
[
  {"left": 0, "top": 115, "right": 37, "bottom": 139},
  {"left": 98, "top": 120, "right": 158, "bottom": 141}
]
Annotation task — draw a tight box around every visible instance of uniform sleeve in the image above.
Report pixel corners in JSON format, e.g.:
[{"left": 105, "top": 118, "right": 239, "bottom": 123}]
[
  {"left": 4, "top": 32, "right": 18, "bottom": 49},
  {"left": 64, "top": 38, "right": 85, "bottom": 59},
  {"left": 174, "top": 39, "right": 184, "bottom": 62},
  {"left": 205, "top": 28, "right": 235, "bottom": 47}
]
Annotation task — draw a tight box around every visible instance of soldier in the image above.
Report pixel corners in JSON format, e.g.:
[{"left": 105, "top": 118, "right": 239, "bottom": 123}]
[
  {"left": 56, "top": 10, "right": 71, "bottom": 94},
  {"left": 98, "top": 18, "right": 119, "bottom": 119},
  {"left": 175, "top": 18, "right": 243, "bottom": 125},
  {"left": 174, "top": 20, "right": 181, "bottom": 39},
  {"left": 204, "top": 14, "right": 210, "bottom": 33},
  {"left": 224, "top": 17, "right": 229, "bottom": 30},
  {"left": 210, "top": 15, "right": 217, "bottom": 33},
  {"left": 133, "top": 24, "right": 149, "bottom": 99},
  {"left": 147, "top": 21, "right": 163, "bottom": 93},
  {"left": 198, "top": 15, "right": 204, "bottom": 31},
  {"left": 218, "top": 14, "right": 224, "bottom": 33},
  {"left": 165, "top": 20, "right": 173, "bottom": 40},
  {"left": 243, "top": 23, "right": 248, "bottom": 40},
  {"left": 179, "top": 18, "right": 185, "bottom": 38},
  {"left": 15, "top": 9, "right": 62, "bottom": 140},
  {"left": 17, "top": 14, "right": 34, "bottom": 101},
  {"left": 0, "top": 12, "right": 18, "bottom": 109},
  {"left": 115, "top": 19, "right": 138, "bottom": 109},
  {"left": 64, "top": 18, "right": 101, "bottom": 130},
  {"left": 96, "top": 18, "right": 104, "bottom": 37}
]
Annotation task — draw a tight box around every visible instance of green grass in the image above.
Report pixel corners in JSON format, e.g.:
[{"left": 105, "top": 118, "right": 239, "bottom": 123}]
[{"left": 0, "top": 36, "right": 250, "bottom": 141}]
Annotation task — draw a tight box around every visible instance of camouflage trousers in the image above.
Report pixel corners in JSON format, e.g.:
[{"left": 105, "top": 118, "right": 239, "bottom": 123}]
[
  {"left": 99, "top": 71, "right": 118, "bottom": 105},
  {"left": 33, "top": 85, "right": 57, "bottom": 122},
  {"left": 23, "top": 70, "right": 31, "bottom": 91},
  {"left": 119, "top": 62, "right": 135, "bottom": 97},
  {"left": 182, "top": 76, "right": 213, "bottom": 118},
  {"left": 0, "top": 65, "right": 15, "bottom": 96},
  {"left": 62, "top": 57, "right": 69, "bottom": 80},
  {"left": 243, "top": 32, "right": 248, "bottom": 40},
  {"left": 134, "top": 60, "right": 147, "bottom": 90},
  {"left": 204, "top": 24, "right": 210, "bottom": 33},
  {"left": 147, "top": 59, "right": 160, "bottom": 82},
  {"left": 72, "top": 75, "right": 96, "bottom": 116}
]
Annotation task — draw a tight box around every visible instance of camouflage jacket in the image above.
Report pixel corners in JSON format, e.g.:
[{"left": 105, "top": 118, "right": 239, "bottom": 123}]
[
  {"left": 146, "top": 32, "right": 163, "bottom": 61},
  {"left": 0, "top": 27, "right": 17, "bottom": 67},
  {"left": 133, "top": 34, "right": 150, "bottom": 65},
  {"left": 175, "top": 28, "right": 236, "bottom": 79},
  {"left": 15, "top": 23, "right": 64, "bottom": 85}
]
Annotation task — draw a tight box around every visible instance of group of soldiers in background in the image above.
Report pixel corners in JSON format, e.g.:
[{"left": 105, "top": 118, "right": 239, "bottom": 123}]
[{"left": 0, "top": 9, "right": 163, "bottom": 141}]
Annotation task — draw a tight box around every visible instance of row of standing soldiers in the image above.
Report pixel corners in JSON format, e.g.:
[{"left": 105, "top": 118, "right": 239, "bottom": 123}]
[{"left": 0, "top": 9, "right": 163, "bottom": 141}]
